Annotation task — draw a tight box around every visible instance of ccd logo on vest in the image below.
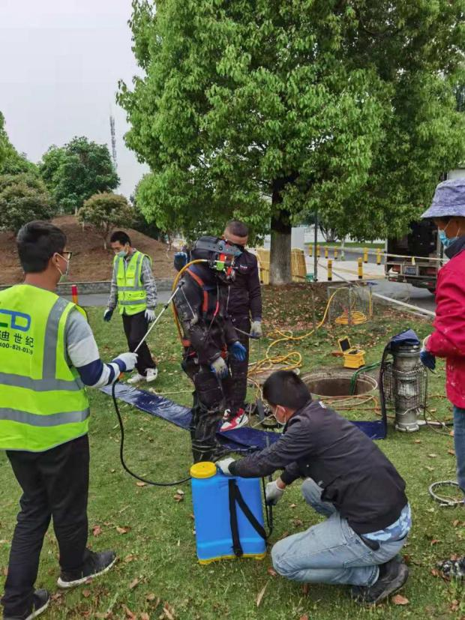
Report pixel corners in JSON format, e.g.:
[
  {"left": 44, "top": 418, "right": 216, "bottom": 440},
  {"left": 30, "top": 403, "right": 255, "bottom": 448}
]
[{"left": 0, "top": 310, "right": 32, "bottom": 332}]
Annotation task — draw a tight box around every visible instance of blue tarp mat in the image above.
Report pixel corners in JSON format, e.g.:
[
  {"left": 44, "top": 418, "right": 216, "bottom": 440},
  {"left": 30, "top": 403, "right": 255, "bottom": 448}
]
[
  {"left": 102, "top": 383, "right": 281, "bottom": 453},
  {"left": 103, "top": 379, "right": 388, "bottom": 448}
]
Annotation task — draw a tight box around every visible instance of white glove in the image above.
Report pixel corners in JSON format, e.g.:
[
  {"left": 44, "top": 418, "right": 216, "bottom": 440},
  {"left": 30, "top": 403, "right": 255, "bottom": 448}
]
[
  {"left": 145, "top": 308, "right": 156, "bottom": 323},
  {"left": 266, "top": 480, "right": 285, "bottom": 505},
  {"left": 250, "top": 320, "right": 263, "bottom": 339},
  {"left": 114, "top": 352, "right": 138, "bottom": 372},
  {"left": 216, "top": 457, "right": 236, "bottom": 476},
  {"left": 210, "top": 357, "right": 229, "bottom": 379}
]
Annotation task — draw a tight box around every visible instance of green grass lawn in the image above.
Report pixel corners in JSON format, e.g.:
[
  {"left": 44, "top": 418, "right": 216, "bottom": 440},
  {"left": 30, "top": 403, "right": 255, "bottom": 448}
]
[{"left": 0, "top": 285, "right": 464, "bottom": 619}]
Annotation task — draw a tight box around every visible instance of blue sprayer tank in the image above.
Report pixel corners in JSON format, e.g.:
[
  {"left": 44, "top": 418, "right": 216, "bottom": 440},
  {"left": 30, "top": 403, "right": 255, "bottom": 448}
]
[{"left": 190, "top": 461, "right": 267, "bottom": 564}]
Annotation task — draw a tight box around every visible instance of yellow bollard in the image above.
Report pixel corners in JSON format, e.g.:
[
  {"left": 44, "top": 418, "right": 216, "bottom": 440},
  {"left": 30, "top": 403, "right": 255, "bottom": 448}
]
[
  {"left": 358, "top": 257, "right": 363, "bottom": 280},
  {"left": 376, "top": 249, "right": 382, "bottom": 265},
  {"left": 334, "top": 248, "right": 338, "bottom": 261},
  {"left": 363, "top": 248, "right": 368, "bottom": 264},
  {"left": 327, "top": 259, "right": 333, "bottom": 281},
  {"left": 317, "top": 245, "right": 321, "bottom": 258},
  {"left": 324, "top": 247, "right": 329, "bottom": 259},
  {"left": 308, "top": 244, "right": 313, "bottom": 257}
]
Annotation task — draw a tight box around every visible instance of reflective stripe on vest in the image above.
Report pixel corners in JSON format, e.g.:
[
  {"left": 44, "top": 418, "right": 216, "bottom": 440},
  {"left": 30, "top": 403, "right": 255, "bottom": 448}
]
[
  {"left": 115, "top": 251, "right": 149, "bottom": 315},
  {"left": 0, "top": 285, "right": 90, "bottom": 452}
]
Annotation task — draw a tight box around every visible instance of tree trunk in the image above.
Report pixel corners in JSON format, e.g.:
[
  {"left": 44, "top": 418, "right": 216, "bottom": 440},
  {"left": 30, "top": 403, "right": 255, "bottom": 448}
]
[{"left": 270, "top": 178, "right": 292, "bottom": 284}]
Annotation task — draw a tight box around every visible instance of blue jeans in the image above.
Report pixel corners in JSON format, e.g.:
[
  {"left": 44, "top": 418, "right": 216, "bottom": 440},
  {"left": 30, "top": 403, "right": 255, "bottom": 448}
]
[
  {"left": 271, "top": 479, "right": 408, "bottom": 587},
  {"left": 454, "top": 406, "right": 465, "bottom": 494}
]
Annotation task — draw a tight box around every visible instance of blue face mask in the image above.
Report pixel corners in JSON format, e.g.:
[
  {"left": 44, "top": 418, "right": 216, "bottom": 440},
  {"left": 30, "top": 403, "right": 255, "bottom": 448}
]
[
  {"left": 117, "top": 249, "right": 128, "bottom": 258},
  {"left": 439, "top": 230, "right": 458, "bottom": 249}
]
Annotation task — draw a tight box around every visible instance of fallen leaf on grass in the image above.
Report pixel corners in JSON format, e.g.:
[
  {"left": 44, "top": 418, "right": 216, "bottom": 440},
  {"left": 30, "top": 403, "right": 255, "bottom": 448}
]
[
  {"left": 431, "top": 568, "right": 440, "bottom": 577},
  {"left": 290, "top": 503, "right": 297, "bottom": 509},
  {"left": 116, "top": 526, "right": 131, "bottom": 535},
  {"left": 414, "top": 439, "right": 422, "bottom": 444},
  {"left": 430, "top": 539, "right": 441, "bottom": 546},
  {"left": 302, "top": 583, "right": 310, "bottom": 596},
  {"left": 292, "top": 519, "right": 304, "bottom": 527},
  {"left": 452, "top": 520, "right": 461, "bottom": 527},
  {"left": 256, "top": 582, "right": 269, "bottom": 607},
  {"left": 391, "top": 594, "right": 409, "bottom": 606},
  {"left": 136, "top": 482, "right": 147, "bottom": 487},
  {"left": 92, "top": 525, "right": 102, "bottom": 537},
  {"left": 163, "top": 603, "right": 176, "bottom": 620},
  {"left": 173, "top": 494, "right": 184, "bottom": 503},
  {"left": 82, "top": 589, "right": 91, "bottom": 598},
  {"left": 425, "top": 466, "right": 435, "bottom": 472},
  {"left": 122, "top": 604, "right": 137, "bottom": 619},
  {"left": 141, "top": 614, "right": 150, "bottom": 620},
  {"left": 447, "top": 449, "right": 456, "bottom": 456},
  {"left": 299, "top": 616, "right": 309, "bottom": 620},
  {"left": 124, "top": 554, "right": 137, "bottom": 563},
  {"left": 146, "top": 593, "right": 160, "bottom": 604},
  {"left": 428, "top": 454, "right": 438, "bottom": 459},
  {"left": 129, "top": 578, "right": 140, "bottom": 590},
  {"left": 176, "top": 489, "right": 185, "bottom": 496}
]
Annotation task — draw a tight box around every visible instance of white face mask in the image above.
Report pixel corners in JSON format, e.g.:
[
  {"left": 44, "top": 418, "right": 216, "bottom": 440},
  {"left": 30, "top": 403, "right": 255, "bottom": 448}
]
[
  {"left": 273, "top": 405, "right": 287, "bottom": 427},
  {"left": 55, "top": 254, "right": 70, "bottom": 281}
]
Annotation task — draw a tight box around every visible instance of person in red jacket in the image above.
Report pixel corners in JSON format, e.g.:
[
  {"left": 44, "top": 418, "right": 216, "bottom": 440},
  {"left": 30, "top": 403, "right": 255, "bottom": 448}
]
[{"left": 421, "top": 178, "right": 465, "bottom": 579}]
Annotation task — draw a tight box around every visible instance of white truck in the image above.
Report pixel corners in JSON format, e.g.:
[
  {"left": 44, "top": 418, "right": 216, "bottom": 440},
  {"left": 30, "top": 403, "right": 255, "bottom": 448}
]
[{"left": 385, "top": 220, "right": 444, "bottom": 293}]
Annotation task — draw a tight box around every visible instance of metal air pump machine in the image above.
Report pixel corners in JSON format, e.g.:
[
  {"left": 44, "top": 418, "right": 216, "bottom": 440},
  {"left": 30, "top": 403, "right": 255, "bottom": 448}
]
[{"left": 190, "top": 462, "right": 267, "bottom": 564}]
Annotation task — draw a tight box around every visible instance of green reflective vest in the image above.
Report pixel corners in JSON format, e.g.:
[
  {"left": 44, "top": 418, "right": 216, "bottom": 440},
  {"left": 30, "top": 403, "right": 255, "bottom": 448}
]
[
  {"left": 0, "top": 284, "right": 90, "bottom": 452},
  {"left": 114, "top": 250, "right": 151, "bottom": 316}
]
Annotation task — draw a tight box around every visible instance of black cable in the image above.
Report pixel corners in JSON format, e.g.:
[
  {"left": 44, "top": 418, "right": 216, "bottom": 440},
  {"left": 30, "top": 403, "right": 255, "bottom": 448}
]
[
  {"left": 112, "top": 380, "right": 191, "bottom": 487},
  {"left": 261, "top": 477, "right": 274, "bottom": 539}
]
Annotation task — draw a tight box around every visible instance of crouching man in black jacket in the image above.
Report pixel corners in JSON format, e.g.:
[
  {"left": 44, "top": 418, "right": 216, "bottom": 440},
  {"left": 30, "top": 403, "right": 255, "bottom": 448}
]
[{"left": 217, "top": 371, "right": 411, "bottom": 605}]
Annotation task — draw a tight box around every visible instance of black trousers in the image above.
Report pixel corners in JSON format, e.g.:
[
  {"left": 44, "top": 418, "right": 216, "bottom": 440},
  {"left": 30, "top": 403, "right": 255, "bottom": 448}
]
[
  {"left": 183, "top": 358, "right": 233, "bottom": 462},
  {"left": 227, "top": 316, "right": 250, "bottom": 414},
  {"left": 1, "top": 435, "right": 90, "bottom": 617},
  {"left": 122, "top": 311, "right": 156, "bottom": 376}
]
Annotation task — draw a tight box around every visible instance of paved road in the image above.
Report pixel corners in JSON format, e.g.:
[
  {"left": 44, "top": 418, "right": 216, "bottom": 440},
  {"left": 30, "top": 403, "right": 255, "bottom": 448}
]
[
  {"left": 64, "top": 289, "right": 173, "bottom": 308},
  {"left": 67, "top": 276, "right": 436, "bottom": 316},
  {"left": 366, "top": 279, "right": 436, "bottom": 314}
]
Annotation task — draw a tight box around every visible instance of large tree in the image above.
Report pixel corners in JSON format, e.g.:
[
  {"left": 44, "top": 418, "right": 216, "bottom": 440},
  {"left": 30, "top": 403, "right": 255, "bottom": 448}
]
[
  {"left": 0, "top": 174, "right": 55, "bottom": 234},
  {"left": 0, "top": 112, "right": 37, "bottom": 176},
  {"left": 40, "top": 137, "right": 119, "bottom": 214},
  {"left": 77, "top": 192, "right": 134, "bottom": 249},
  {"left": 119, "top": 0, "right": 465, "bottom": 283}
]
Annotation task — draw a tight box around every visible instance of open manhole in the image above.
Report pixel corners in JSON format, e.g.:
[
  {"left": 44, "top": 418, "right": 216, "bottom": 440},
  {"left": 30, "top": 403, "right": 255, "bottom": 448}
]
[{"left": 301, "top": 370, "right": 378, "bottom": 398}]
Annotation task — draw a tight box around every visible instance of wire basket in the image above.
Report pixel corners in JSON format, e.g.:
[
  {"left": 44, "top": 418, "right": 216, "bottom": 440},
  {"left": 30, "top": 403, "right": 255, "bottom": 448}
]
[{"left": 327, "top": 285, "right": 372, "bottom": 326}]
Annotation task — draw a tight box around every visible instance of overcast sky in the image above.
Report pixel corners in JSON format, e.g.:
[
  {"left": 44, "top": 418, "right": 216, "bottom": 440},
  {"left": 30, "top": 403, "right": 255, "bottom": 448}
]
[{"left": 0, "top": 0, "right": 147, "bottom": 197}]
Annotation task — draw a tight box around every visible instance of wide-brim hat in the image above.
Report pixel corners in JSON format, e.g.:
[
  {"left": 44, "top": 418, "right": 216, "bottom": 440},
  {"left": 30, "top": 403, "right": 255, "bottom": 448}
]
[{"left": 421, "top": 178, "right": 465, "bottom": 219}]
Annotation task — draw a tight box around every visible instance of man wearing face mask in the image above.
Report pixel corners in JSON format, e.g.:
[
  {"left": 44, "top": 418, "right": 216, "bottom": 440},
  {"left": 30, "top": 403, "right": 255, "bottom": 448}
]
[
  {"left": 419, "top": 178, "right": 465, "bottom": 578},
  {"left": 217, "top": 370, "right": 411, "bottom": 605},
  {"left": 104, "top": 230, "right": 158, "bottom": 384},
  {"left": 174, "top": 220, "right": 262, "bottom": 432},
  {"left": 0, "top": 221, "right": 138, "bottom": 620}
]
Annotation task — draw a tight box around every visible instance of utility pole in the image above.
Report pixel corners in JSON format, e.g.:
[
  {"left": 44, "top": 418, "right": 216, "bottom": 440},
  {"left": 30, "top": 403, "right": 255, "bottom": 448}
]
[
  {"left": 109, "top": 115, "right": 117, "bottom": 170},
  {"left": 313, "top": 212, "right": 318, "bottom": 282}
]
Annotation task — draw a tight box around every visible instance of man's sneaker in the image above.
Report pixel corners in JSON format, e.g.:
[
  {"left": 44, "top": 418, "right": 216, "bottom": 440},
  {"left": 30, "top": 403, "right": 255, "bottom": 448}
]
[
  {"left": 127, "top": 372, "right": 144, "bottom": 385},
  {"left": 438, "top": 556, "right": 465, "bottom": 579},
  {"left": 57, "top": 550, "right": 117, "bottom": 589},
  {"left": 4, "top": 589, "right": 50, "bottom": 620},
  {"left": 351, "top": 557, "right": 409, "bottom": 605},
  {"left": 146, "top": 368, "right": 158, "bottom": 383},
  {"left": 220, "top": 409, "right": 248, "bottom": 432}
]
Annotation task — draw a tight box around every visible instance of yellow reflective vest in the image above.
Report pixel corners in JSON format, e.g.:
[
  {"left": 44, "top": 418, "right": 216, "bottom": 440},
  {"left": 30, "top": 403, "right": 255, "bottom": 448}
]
[
  {"left": 0, "top": 284, "right": 90, "bottom": 452},
  {"left": 114, "top": 250, "right": 151, "bottom": 316}
]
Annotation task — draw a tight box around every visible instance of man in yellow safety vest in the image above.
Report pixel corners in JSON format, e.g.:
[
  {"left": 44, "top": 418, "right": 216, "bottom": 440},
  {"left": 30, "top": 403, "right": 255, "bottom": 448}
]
[
  {"left": 104, "top": 230, "right": 158, "bottom": 384},
  {"left": 0, "top": 221, "right": 138, "bottom": 620}
]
